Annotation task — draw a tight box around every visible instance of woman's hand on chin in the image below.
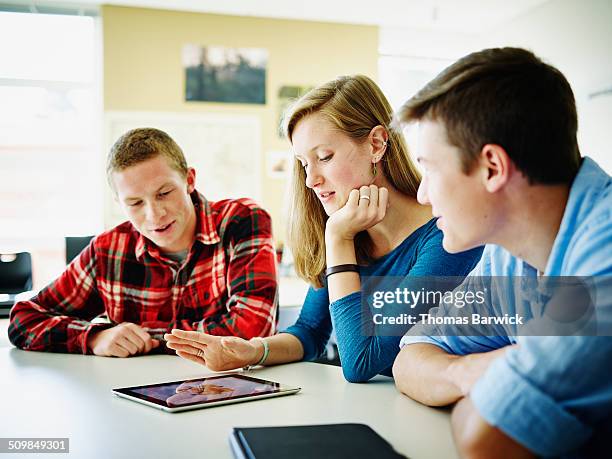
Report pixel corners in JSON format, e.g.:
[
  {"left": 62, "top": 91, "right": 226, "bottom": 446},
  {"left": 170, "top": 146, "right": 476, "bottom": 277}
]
[{"left": 325, "top": 184, "right": 388, "bottom": 242}]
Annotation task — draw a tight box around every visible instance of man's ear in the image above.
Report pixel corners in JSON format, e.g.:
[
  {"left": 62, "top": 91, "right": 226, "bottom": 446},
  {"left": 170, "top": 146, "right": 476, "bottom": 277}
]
[
  {"left": 186, "top": 167, "right": 196, "bottom": 193},
  {"left": 479, "top": 144, "right": 513, "bottom": 193},
  {"left": 368, "top": 125, "right": 388, "bottom": 162}
]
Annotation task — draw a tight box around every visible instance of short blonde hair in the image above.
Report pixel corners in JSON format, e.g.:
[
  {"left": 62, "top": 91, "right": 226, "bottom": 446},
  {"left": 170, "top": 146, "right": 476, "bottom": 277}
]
[
  {"left": 107, "top": 128, "right": 189, "bottom": 184},
  {"left": 283, "top": 75, "right": 421, "bottom": 287}
]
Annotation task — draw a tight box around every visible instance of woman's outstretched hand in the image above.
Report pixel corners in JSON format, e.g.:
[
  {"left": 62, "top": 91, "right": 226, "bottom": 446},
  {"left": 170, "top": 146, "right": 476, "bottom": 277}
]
[{"left": 164, "top": 330, "right": 262, "bottom": 371}]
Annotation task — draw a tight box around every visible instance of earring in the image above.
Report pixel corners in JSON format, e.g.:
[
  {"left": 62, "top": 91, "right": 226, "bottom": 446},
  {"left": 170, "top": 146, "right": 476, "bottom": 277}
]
[
  {"left": 372, "top": 162, "right": 377, "bottom": 178},
  {"left": 383, "top": 140, "right": 388, "bottom": 148}
]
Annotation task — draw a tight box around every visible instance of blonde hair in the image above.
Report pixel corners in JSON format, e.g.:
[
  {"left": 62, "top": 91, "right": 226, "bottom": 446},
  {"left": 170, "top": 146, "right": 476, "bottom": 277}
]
[
  {"left": 283, "top": 75, "right": 421, "bottom": 288},
  {"left": 106, "top": 128, "right": 189, "bottom": 186}
]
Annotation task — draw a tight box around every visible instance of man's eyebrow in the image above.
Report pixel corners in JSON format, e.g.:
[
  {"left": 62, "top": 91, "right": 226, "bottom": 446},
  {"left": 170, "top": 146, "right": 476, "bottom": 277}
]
[
  {"left": 156, "top": 182, "right": 174, "bottom": 192},
  {"left": 124, "top": 183, "right": 174, "bottom": 201}
]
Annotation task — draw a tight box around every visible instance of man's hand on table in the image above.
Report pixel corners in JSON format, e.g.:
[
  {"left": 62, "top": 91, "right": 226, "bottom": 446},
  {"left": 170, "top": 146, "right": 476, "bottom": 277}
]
[{"left": 87, "top": 322, "right": 160, "bottom": 357}]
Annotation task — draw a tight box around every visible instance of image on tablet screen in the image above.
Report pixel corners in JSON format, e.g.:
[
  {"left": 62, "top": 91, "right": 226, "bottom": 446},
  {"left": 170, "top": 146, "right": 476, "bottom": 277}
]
[{"left": 129, "top": 376, "right": 280, "bottom": 407}]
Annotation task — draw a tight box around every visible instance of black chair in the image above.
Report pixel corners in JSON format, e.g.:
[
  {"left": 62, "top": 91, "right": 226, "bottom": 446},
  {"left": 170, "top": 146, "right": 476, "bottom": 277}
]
[
  {"left": 65, "top": 236, "right": 94, "bottom": 264},
  {"left": 0, "top": 252, "right": 33, "bottom": 318}
]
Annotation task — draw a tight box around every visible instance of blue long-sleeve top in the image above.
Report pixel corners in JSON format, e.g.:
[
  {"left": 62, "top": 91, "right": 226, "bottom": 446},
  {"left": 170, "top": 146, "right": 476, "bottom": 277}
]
[{"left": 283, "top": 218, "right": 483, "bottom": 383}]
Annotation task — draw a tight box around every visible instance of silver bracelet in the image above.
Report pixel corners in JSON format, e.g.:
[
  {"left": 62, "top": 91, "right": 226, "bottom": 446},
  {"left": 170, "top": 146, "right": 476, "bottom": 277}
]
[{"left": 242, "top": 337, "right": 269, "bottom": 371}]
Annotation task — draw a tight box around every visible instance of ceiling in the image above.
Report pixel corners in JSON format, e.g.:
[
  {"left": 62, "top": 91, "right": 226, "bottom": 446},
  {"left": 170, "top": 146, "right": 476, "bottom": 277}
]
[{"left": 13, "top": 0, "right": 553, "bottom": 32}]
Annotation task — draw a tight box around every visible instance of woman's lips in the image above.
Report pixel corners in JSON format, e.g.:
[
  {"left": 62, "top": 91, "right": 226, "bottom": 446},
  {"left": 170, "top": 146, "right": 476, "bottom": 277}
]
[{"left": 318, "top": 191, "right": 335, "bottom": 203}]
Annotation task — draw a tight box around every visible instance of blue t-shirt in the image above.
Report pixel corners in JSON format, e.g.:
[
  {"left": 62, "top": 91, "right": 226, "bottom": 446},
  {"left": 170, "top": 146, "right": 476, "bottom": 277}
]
[
  {"left": 284, "top": 218, "right": 483, "bottom": 382},
  {"left": 401, "top": 157, "right": 612, "bottom": 457}
]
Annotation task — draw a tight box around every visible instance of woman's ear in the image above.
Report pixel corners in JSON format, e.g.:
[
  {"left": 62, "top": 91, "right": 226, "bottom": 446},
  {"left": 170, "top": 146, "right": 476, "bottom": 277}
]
[{"left": 368, "top": 125, "right": 388, "bottom": 163}]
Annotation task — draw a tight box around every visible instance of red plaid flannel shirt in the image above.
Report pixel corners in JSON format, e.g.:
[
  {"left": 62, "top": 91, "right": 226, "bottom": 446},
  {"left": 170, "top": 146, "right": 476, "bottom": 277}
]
[{"left": 9, "top": 192, "right": 278, "bottom": 354}]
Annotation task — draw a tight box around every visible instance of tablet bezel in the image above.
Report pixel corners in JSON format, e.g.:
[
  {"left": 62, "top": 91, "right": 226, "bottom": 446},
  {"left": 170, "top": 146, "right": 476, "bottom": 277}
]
[{"left": 112, "top": 373, "right": 301, "bottom": 413}]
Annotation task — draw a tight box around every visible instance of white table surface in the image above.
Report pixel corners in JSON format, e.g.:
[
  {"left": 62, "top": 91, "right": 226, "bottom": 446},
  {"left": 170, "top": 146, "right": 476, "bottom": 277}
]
[{"left": 0, "top": 345, "right": 458, "bottom": 459}]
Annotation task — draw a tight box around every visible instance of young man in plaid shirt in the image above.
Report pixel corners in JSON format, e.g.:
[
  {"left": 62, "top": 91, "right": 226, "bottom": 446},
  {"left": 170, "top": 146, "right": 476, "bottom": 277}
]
[{"left": 9, "top": 128, "right": 278, "bottom": 357}]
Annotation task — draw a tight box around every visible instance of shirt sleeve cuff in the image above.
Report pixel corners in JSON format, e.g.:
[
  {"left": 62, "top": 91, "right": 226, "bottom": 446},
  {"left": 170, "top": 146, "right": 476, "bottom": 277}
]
[
  {"left": 79, "top": 323, "right": 112, "bottom": 355},
  {"left": 471, "top": 356, "right": 592, "bottom": 456},
  {"left": 399, "top": 334, "right": 451, "bottom": 349}
]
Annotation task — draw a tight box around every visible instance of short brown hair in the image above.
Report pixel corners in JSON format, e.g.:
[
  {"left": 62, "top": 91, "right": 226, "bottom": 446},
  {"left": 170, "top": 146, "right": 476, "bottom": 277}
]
[
  {"left": 107, "top": 128, "right": 189, "bottom": 183},
  {"left": 397, "top": 47, "right": 581, "bottom": 184}
]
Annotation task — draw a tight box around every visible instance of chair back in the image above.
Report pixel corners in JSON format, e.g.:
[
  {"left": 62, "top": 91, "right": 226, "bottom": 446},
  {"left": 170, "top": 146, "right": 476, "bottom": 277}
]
[
  {"left": 0, "top": 252, "right": 33, "bottom": 294},
  {"left": 65, "top": 236, "right": 94, "bottom": 264}
]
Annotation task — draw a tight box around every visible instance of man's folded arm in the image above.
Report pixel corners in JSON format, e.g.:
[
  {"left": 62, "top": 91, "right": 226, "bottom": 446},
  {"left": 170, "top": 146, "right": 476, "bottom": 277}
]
[
  {"left": 8, "top": 241, "right": 106, "bottom": 354},
  {"left": 463, "top": 336, "right": 610, "bottom": 457},
  {"left": 451, "top": 396, "right": 534, "bottom": 459},
  {"left": 392, "top": 342, "right": 463, "bottom": 405}
]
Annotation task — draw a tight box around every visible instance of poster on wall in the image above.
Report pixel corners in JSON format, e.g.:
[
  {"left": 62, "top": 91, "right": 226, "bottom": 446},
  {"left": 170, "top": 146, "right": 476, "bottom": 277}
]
[{"left": 183, "top": 44, "right": 268, "bottom": 104}]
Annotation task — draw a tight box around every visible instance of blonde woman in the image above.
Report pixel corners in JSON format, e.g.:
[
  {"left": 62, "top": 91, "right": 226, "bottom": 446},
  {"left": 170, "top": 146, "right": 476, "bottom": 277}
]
[{"left": 166, "top": 75, "right": 482, "bottom": 382}]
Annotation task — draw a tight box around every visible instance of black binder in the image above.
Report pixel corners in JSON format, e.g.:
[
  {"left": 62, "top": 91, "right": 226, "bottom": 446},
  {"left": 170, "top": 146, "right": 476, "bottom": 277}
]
[{"left": 229, "top": 423, "right": 407, "bottom": 459}]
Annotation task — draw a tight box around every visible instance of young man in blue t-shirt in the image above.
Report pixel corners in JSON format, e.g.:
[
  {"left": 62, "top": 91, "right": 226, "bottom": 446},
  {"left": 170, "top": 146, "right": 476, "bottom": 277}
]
[{"left": 393, "top": 47, "right": 611, "bottom": 458}]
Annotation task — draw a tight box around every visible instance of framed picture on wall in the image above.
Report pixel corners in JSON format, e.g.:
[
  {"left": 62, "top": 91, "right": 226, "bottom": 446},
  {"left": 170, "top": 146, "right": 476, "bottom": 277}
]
[{"left": 183, "top": 44, "right": 268, "bottom": 104}]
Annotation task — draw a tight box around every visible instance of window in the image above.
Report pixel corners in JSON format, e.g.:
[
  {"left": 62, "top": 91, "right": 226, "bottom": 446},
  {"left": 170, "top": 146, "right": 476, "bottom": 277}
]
[{"left": 0, "top": 8, "right": 101, "bottom": 285}]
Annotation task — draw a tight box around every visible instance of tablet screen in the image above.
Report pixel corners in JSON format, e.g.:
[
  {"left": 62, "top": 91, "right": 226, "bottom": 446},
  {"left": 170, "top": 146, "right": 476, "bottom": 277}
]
[{"left": 114, "top": 374, "right": 283, "bottom": 408}]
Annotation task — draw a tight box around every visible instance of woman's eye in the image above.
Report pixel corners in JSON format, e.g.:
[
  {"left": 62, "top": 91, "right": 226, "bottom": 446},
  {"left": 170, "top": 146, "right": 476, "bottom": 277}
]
[
  {"left": 320, "top": 154, "right": 333, "bottom": 162},
  {"left": 160, "top": 190, "right": 172, "bottom": 197},
  {"left": 129, "top": 201, "right": 142, "bottom": 207}
]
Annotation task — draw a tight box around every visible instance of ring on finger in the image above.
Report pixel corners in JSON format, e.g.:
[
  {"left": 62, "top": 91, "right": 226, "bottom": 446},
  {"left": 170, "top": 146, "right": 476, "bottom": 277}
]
[
  {"left": 359, "top": 195, "right": 371, "bottom": 202},
  {"left": 196, "top": 349, "right": 204, "bottom": 358}
]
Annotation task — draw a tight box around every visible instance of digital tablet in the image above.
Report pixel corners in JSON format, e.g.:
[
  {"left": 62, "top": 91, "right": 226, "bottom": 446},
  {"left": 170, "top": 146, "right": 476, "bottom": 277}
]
[{"left": 112, "top": 374, "right": 301, "bottom": 413}]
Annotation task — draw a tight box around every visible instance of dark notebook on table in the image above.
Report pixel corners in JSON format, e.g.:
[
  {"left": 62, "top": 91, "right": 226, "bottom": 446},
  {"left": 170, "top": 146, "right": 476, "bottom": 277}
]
[{"left": 229, "top": 423, "right": 407, "bottom": 459}]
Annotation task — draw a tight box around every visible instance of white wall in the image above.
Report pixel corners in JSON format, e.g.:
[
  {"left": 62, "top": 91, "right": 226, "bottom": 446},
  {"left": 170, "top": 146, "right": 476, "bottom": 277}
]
[
  {"left": 380, "top": 0, "right": 612, "bottom": 173},
  {"left": 483, "top": 0, "right": 612, "bottom": 173}
]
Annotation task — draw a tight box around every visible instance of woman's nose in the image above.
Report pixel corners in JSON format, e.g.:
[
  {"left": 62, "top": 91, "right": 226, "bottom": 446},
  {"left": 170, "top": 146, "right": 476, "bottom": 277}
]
[{"left": 304, "top": 165, "right": 323, "bottom": 189}]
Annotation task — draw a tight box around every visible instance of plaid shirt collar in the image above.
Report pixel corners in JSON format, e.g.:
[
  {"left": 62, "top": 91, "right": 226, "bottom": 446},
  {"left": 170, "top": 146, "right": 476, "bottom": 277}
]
[{"left": 134, "top": 190, "right": 221, "bottom": 261}]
